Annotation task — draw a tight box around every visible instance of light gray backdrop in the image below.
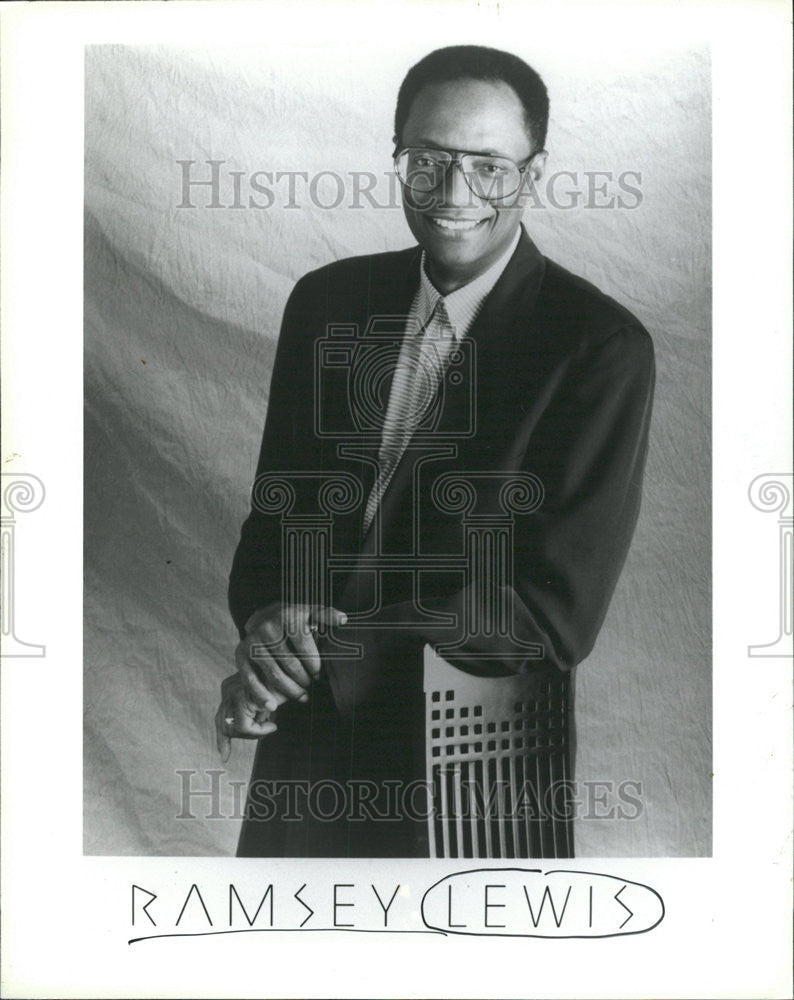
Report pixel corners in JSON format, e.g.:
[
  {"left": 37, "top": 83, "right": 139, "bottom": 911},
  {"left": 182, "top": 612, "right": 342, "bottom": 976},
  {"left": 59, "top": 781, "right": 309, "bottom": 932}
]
[{"left": 84, "top": 40, "right": 711, "bottom": 855}]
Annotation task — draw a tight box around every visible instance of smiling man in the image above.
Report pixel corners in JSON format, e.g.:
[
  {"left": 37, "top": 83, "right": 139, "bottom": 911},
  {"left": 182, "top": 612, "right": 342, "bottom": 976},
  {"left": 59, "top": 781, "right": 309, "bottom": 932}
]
[
  {"left": 220, "top": 46, "right": 655, "bottom": 858},
  {"left": 396, "top": 75, "right": 544, "bottom": 291}
]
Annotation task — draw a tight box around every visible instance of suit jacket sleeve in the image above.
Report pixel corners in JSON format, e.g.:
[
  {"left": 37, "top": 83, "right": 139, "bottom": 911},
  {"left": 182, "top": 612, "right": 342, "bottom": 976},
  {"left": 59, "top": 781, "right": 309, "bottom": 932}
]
[
  {"left": 382, "top": 319, "right": 656, "bottom": 675},
  {"left": 228, "top": 275, "right": 318, "bottom": 637}
]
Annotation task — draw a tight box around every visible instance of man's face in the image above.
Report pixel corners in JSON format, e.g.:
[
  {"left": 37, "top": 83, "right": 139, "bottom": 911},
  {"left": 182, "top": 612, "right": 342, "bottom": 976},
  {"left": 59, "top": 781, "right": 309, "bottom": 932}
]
[{"left": 398, "top": 78, "right": 544, "bottom": 292}]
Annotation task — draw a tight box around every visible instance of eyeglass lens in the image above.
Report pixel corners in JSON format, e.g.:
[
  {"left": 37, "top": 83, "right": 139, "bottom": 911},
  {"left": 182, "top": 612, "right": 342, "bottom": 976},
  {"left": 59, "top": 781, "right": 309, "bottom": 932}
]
[{"left": 396, "top": 148, "right": 524, "bottom": 200}]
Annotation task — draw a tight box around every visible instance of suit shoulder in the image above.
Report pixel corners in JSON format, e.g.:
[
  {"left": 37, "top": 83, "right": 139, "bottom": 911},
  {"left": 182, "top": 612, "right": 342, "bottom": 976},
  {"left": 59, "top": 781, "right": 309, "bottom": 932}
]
[
  {"left": 538, "top": 257, "right": 653, "bottom": 354},
  {"left": 291, "top": 247, "right": 419, "bottom": 298}
]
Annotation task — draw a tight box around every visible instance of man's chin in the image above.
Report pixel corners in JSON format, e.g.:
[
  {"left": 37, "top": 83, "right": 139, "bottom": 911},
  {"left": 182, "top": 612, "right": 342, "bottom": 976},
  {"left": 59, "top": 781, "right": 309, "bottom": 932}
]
[
  {"left": 407, "top": 210, "right": 521, "bottom": 284},
  {"left": 420, "top": 232, "right": 506, "bottom": 285},
  {"left": 426, "top": 245, "right": 486, "bottom": 276}
]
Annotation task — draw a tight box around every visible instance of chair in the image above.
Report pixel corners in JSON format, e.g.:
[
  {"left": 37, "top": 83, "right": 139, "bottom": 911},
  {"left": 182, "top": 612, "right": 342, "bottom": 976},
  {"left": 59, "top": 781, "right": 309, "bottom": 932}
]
[{"left": 424, "top": 647, "right": 573, "bottom": 859}]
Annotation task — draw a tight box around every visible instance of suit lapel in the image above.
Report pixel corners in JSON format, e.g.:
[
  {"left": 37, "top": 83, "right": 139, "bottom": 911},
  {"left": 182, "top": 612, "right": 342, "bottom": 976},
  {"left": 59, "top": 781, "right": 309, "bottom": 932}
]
[
  {"left": 338, "top": 229, "right": 546, "bottom": 612},
  {"left": 326, "top": 249, "right": 421, "bottom": 602}
]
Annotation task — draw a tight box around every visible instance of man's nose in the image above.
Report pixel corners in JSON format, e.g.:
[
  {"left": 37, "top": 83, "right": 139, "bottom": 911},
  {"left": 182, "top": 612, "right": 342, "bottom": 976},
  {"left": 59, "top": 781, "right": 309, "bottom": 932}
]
[{"left": 440, "top": 159, "right": 478, "bottom": 208}]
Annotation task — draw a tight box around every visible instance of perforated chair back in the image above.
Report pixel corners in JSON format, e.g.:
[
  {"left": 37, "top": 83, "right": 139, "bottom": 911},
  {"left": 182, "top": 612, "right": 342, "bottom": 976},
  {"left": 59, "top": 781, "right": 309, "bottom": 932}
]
[{"left": 423, "top": 648, "right": 573, "bottom": 859}]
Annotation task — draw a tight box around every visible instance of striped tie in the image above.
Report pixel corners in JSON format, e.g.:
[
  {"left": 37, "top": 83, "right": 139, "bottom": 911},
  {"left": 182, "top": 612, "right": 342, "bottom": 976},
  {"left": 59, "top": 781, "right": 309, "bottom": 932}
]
[{"left": 363, "top": 299, "right": 456, "bottom": 533}]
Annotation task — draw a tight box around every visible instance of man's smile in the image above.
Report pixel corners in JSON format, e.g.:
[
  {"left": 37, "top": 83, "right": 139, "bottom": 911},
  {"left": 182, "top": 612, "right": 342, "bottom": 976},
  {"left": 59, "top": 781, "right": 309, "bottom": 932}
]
[{"left": 426, "top": 215, "right": 492, "bottom": 233}]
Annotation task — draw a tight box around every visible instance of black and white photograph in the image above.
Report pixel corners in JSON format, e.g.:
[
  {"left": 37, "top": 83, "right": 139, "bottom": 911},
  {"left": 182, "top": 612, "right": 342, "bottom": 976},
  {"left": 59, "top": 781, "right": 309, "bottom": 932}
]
[
  {"left": 1, "top": 1, "right": 791, "bottom": 998},
  {"left": 84, "top": 36, "right": 709, "bottom": 861}
]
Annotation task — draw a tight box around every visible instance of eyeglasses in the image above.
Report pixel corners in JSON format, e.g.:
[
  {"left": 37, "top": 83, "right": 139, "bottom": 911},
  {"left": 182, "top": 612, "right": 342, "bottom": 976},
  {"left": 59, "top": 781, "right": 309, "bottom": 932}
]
[{"left": 394, "top": 146, "right": 538, "bottom": 203}]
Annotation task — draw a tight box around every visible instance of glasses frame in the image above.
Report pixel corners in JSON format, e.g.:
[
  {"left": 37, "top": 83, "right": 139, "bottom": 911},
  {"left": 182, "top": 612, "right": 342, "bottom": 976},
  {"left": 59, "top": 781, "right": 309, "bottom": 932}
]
[{"left": 393, "top": 145, "right": 540, "bottom": 203}]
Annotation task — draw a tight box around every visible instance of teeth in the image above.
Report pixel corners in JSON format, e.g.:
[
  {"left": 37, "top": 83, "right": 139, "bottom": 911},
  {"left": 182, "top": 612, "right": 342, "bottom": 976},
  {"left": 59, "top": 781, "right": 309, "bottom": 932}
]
[{"left": 429, "top": 217, "right": 484, "bottom": 231}]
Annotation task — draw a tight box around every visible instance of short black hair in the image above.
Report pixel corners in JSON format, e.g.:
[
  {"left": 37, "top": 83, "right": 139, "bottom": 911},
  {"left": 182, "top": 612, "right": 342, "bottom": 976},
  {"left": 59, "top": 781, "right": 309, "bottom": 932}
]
[{"left": 394, "top": 45, "right": 549, "bottom": 151}]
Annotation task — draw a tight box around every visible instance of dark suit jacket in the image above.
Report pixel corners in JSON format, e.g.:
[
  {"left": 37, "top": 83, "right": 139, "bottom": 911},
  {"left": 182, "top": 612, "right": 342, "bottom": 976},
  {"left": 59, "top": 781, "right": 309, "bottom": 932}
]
[{"left": 230, "top": 228, "right": 655, "bottom": 856}]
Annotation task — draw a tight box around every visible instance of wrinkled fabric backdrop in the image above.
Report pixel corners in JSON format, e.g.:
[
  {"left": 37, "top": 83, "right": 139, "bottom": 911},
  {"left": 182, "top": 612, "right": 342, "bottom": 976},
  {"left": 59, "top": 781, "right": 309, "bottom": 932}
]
[{"left": 84, "top": 42, "right": 711, "bottom": 856}]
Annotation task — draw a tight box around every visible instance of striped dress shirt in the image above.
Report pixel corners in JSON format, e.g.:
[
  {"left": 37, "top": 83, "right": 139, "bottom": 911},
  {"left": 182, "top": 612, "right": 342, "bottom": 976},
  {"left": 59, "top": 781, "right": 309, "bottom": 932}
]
[{"left": 363, "top": 228, "right": 521, "bottom": 533}]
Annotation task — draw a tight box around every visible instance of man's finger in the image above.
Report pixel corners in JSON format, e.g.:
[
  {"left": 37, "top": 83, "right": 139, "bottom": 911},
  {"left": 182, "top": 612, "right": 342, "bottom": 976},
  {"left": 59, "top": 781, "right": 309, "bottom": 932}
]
[
  {"left": 234, "top": 720, "right": 278, "bottom": 739},
  {"left": 215, "top": 692, "right": 277, "bottom": 760},
  {"left": 215, "top": 701, "right": 233, "bottom": 762},
  {"left": 235, "top": 645, "right": 281, "bottom": 711},
  {"left": 233, "top": 694, "right": 278, "bottom": 738},
  {"left": 289, "top": 627, "right": 323, "bottom": 679},
  {"left": 282, "top": 604, "right": 309, "bottom": 639},
  {"left": 311, "top": 606, "right": 348, "bottom": 628},
  {"left": 250, "top": 639, "right": 312, "bottom": 697}
]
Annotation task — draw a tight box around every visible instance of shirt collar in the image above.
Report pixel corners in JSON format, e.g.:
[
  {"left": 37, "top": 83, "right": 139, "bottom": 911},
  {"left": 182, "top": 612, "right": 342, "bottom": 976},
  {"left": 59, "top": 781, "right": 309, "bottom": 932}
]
[{"left": 417, "top": 227, "right": 522, "bottom": 340}]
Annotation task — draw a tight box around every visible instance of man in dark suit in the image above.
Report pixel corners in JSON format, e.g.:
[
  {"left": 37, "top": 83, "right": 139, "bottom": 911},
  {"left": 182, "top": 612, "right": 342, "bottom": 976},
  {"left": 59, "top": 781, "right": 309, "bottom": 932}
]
[{"left": 217, "top": 46, "right": 655, "bottom": 858}]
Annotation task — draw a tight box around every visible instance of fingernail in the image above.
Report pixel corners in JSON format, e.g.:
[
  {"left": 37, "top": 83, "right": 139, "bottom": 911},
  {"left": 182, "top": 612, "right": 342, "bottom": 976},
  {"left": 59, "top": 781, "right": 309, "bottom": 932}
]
[
  {"left": 339, "top": 613, "right": 348, "bottom": 624},
  {"left": 299, "top": 693, "right": 309, "bottom": 703}
]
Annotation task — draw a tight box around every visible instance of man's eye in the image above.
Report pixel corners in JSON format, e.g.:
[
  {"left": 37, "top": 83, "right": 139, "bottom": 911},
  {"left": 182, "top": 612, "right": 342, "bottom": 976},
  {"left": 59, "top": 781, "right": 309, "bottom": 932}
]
[
  {"left": 478, "top": 163, "right": 508, "bottom": 175},
  {"left": 414, "top": 156, "right": 440, "bottom": 168}
]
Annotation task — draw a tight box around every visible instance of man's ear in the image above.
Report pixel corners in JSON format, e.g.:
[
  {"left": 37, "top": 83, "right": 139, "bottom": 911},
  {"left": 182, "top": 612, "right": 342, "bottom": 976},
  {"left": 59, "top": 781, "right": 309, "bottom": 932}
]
[
  {"left": 392, "top": 134, "right": 400, "bottom": 153},
  {"left": 529, "top": 150, "right": 548, "bottom": 182}
]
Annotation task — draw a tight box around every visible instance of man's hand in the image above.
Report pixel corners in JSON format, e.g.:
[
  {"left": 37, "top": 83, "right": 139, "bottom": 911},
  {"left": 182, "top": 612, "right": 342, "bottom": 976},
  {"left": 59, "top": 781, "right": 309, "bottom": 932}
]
[
  {"left": 215, "top": 602, "right": 347, "bottom": 761},
  {"left": 215, "top": 672, "right": 278, "bottom": 763}
]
